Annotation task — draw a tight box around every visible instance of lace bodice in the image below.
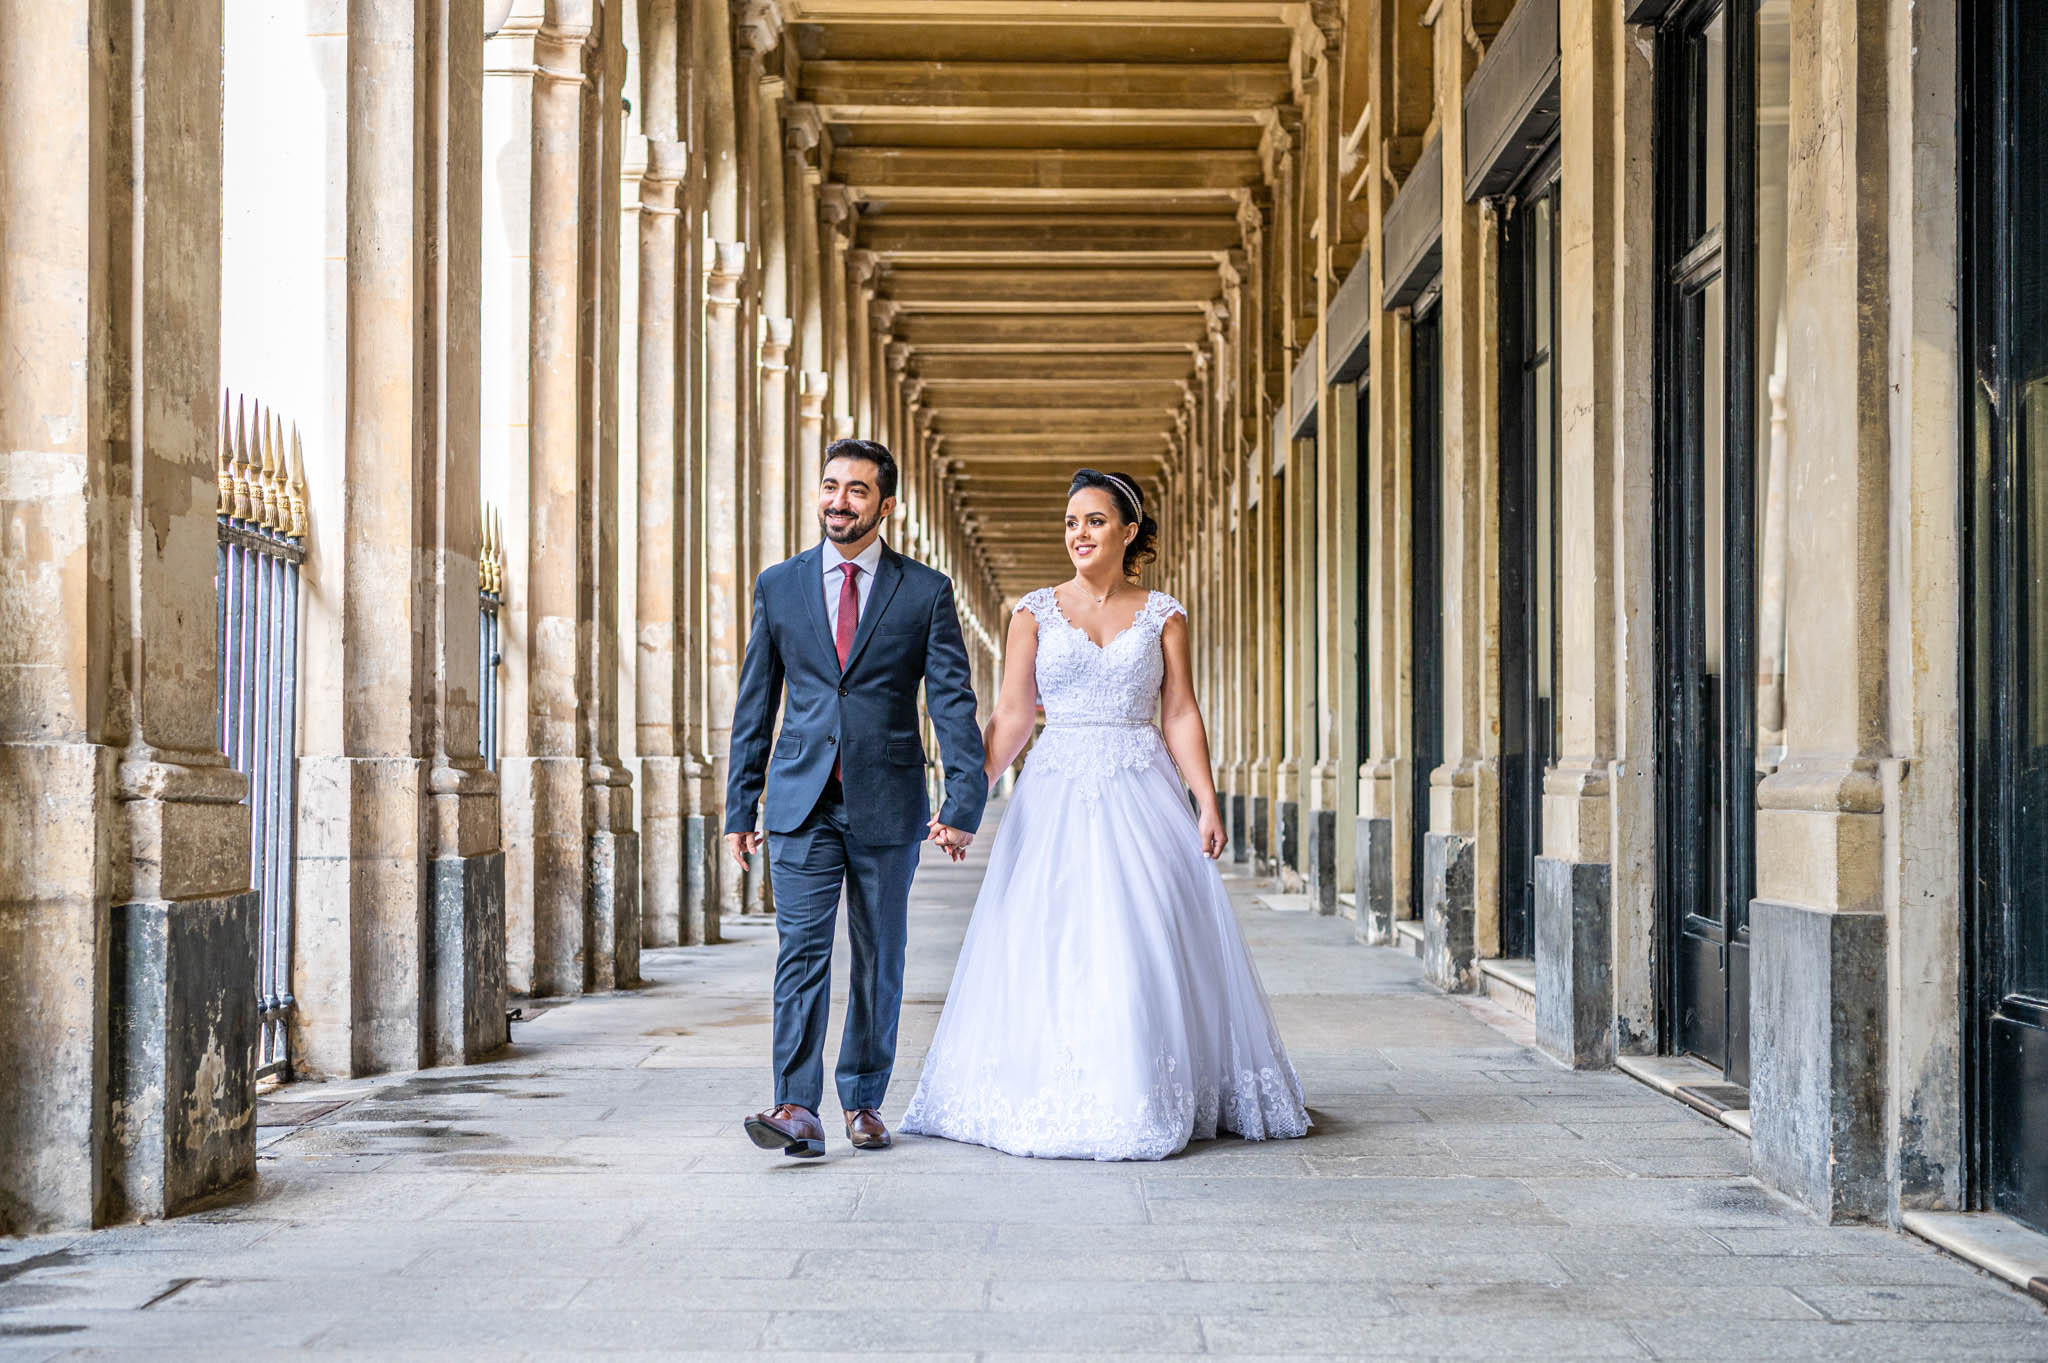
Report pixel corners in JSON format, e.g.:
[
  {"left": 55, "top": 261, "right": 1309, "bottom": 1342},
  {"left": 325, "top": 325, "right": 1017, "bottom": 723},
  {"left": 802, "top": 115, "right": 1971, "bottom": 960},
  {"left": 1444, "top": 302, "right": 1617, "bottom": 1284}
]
[{"left": 1016, "top": 587, "right": 1185, "bottom": 788}]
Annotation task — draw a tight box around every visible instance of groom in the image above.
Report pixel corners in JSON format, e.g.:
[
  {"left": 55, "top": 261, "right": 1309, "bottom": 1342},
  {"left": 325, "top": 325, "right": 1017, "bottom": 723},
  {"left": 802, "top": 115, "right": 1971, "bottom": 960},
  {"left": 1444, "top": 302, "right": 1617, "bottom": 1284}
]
[{"left": 724, "top": 438, "right": 987, "bottom": 1158}]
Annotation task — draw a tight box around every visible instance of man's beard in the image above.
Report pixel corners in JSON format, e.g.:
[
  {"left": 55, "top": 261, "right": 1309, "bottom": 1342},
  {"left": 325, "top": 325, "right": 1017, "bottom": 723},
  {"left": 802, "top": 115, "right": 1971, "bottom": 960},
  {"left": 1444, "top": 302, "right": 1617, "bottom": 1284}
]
[{"left": 821, "top": 506, "right": 883, "bottom": 544}]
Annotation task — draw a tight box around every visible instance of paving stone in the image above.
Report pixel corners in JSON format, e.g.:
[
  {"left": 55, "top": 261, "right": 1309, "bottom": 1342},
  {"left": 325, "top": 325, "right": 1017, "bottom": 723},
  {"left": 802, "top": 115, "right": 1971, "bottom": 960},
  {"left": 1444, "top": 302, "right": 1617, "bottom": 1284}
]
[{"left": 3, "top": 834, "right": 2042, "bottom": 1357}]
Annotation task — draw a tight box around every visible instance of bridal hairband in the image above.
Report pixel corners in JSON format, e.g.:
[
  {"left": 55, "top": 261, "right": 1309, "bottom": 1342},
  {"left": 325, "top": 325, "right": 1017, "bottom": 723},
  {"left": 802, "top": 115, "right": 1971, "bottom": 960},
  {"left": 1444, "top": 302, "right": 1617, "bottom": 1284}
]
[{"left": 1103, "top": 473, "right": 1143, "bottom": 519}]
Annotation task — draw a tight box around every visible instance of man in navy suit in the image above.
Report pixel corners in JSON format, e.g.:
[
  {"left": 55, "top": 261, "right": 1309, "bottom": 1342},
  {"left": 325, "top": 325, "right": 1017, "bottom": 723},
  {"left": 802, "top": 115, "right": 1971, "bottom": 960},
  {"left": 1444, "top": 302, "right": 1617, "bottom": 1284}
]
[{"left": 724, "top": 439, "right": 988, "bottom": 1157}]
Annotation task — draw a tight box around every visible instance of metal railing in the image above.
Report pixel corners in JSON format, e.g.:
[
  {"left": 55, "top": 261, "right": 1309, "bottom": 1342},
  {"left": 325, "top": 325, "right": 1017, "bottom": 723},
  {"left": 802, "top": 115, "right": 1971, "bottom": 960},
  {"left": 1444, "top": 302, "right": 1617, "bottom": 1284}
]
[
  {"left": 216, "top": 396, "right": 307, "bottom": 1082},
  {"left": 479, "top": 506, "right": 505, "bottom": 771}
]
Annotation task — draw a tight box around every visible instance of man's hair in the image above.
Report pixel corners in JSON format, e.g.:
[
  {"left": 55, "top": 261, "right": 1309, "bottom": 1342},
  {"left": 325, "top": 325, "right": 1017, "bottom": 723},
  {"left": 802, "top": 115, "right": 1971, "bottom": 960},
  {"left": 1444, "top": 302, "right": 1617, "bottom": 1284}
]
[{"left": 823, "top": 438, "right": 898, "bottom": 500}]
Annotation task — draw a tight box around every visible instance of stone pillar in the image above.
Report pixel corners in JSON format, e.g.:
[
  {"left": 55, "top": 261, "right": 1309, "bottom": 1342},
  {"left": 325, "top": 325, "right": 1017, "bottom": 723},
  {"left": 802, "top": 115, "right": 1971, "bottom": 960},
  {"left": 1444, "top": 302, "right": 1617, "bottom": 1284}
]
[
  {"left": 293, "top": 0, "right": 504, "bottom": 1074},
  {"left": 421, "top": 0, "right": 509, "bottom": 1061},
  {"left": 636, "top": 136, "right": 687, "bottom": 949},
  {"left": 1749, "top": 0, "right": 1893, "bottom": 1222},
  {"left": 1536, "top": 0, "right": 1644, "bottom": 1067},
  {"left": 0, "top": 0, "right": 258, "bottom": 1231},
  {"left": 705, "top": 238, "right": 748, "bottom": 917},
  {"left": 521, "top": 19, "right": 599, "bottom": 997},
  {"left": 822, "top": 186, "right": 857, "bottom": 441}
]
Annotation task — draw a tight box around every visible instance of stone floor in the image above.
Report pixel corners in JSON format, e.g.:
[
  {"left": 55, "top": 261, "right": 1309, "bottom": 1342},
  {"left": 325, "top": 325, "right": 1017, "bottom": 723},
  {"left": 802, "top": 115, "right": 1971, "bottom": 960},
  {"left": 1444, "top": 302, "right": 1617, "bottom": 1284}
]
[{"left": 3, "top": 803, "right": 2046, "bottom": 1360}]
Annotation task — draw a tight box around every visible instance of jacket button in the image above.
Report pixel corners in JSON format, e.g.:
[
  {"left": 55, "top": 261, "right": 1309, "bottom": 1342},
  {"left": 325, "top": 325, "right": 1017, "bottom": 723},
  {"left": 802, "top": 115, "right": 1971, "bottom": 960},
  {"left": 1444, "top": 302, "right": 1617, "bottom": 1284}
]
[
  {"left": 826, "top": 735, "right": 837, "bottom": 745},
  {"left": 838, "top": 686, "right": 849, "bottom": 697}
]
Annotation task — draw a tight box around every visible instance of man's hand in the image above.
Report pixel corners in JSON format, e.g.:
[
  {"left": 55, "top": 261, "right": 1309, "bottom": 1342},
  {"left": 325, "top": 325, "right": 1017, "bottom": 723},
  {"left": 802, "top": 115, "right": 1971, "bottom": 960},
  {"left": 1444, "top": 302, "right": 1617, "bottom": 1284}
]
[
  {"left": 926, "top": 818, "right": 973, "bottom": 863},
  {"left": 724, "top": 831, "right": 764, "bottom": 869}
]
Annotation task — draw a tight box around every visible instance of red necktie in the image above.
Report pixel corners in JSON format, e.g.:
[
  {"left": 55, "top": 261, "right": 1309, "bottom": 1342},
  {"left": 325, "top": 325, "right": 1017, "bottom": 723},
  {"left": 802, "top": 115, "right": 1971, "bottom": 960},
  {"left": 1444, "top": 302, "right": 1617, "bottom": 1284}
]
[{"left": 834, "top": 562, "right": 860, "bottom": 779}]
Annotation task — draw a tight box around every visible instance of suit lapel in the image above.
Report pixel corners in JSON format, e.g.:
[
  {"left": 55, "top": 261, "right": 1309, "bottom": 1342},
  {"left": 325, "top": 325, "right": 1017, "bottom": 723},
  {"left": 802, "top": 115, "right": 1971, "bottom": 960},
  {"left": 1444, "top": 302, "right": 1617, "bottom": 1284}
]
[
  {"left": 840, "top": 545, "right": 903, "bottom": 676},
  {"left": 797, "top": 544, "right": 837, "bottom": 664}
]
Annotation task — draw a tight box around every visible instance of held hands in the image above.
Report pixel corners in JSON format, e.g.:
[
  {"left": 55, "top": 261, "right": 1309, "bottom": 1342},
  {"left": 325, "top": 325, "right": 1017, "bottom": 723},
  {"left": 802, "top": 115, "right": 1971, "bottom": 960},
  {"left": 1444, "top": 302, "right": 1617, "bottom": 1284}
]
[
  {"left": 1197, "top": 806, "right": 1227, "bottom": 860},
  {"left": 927, "top": 817, "right": 973, "bottom": 863},
  {"left": 724, "top": 831, "right": 764, "bottom": 869}
]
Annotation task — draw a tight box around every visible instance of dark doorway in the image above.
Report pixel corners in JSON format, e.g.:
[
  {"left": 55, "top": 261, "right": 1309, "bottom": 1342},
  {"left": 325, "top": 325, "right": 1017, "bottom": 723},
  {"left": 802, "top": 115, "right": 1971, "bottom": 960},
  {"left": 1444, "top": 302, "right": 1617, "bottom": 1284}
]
[
  {"left": 1409, "top": 300, "right": 1444, "bottom": 924},
  {"left": 1965, "top": 0, "right": 2048, "bottom": 1238},
  {"left": 1499, "top": 153, "right": 1562, "bottom": 963},
  {"left": 1653, "top": 0, "right": 1782, "bottom": 1087}
]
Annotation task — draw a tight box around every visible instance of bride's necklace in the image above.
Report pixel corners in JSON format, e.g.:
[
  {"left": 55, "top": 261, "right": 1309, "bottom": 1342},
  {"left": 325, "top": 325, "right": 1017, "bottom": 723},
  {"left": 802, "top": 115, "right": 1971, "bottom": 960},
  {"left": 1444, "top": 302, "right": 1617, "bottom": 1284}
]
[{"left": 1070, "top": 578, "right": 1128, "bottom": 609}]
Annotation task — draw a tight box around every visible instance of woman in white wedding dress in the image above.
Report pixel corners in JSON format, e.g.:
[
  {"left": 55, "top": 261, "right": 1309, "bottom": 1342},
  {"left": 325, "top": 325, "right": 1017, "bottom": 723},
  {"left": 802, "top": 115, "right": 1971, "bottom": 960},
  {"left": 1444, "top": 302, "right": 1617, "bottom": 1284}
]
[{"left": 900, "top": 469, "right": 1309, "bottom": 1161}]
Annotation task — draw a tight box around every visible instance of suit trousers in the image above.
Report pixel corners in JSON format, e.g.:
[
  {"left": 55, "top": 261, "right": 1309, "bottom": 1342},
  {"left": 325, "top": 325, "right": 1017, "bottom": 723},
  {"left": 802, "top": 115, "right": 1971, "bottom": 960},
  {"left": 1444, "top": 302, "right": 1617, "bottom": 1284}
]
[{"left": 766, "top": 779, "right": 919, "bottom": 1112}]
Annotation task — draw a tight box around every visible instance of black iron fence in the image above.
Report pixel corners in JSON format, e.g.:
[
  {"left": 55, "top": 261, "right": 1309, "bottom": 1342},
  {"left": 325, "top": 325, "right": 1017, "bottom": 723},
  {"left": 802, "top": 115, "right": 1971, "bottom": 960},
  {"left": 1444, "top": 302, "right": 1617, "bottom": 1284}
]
[
  {"left": 215, "top": 396, "right": 306, "bottom": 1081},
  {"left": 480, "top": 505, "right": 505, "bottom": 771}
]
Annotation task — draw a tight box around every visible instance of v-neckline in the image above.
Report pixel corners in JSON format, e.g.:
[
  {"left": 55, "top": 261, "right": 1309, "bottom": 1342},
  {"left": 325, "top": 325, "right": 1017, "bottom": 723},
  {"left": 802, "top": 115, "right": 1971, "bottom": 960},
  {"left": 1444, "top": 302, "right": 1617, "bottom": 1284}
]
[{"left": 1047, "top": 586, "right": 1150, "bottom": 651}]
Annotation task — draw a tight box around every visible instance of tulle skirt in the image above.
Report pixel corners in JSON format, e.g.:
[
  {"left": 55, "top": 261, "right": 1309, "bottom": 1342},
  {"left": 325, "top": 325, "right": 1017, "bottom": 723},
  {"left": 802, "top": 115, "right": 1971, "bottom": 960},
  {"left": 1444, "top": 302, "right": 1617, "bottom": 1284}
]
[{"left": 900, "top": 733, "right": 1309, "bottom": 1161}]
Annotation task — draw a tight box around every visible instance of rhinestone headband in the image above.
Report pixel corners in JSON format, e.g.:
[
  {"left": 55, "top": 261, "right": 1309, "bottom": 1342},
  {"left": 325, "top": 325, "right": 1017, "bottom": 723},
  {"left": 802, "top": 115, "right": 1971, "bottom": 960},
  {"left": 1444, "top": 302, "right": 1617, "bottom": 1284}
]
[{"left": 1103, "top": 473, "right": 1143, "bottom": 520}]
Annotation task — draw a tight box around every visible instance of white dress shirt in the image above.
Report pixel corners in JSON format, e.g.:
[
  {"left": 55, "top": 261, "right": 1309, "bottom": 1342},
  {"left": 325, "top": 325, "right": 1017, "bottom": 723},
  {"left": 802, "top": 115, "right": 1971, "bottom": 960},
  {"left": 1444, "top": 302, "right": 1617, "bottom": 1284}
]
[{"left": 822, "top": 536, "right": 885, "bottom": 638}]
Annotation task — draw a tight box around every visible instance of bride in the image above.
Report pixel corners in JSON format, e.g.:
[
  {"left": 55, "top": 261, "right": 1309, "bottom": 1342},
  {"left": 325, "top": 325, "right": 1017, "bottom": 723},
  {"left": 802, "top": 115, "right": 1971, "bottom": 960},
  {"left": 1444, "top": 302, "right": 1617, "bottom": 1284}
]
[{"left": 900, "top": 469, "right": 1309, "bottom": 1160}]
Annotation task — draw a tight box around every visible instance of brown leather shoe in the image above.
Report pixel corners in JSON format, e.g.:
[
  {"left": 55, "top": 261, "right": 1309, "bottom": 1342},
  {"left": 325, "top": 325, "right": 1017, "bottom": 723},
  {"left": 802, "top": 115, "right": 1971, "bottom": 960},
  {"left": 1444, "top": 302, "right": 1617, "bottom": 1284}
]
[
  {"left": 844, "top": 1108, "right": 892, "bottom": 1150},
  {"left": 744, "top": 1103, "right": 826, "bottom": 1158}
]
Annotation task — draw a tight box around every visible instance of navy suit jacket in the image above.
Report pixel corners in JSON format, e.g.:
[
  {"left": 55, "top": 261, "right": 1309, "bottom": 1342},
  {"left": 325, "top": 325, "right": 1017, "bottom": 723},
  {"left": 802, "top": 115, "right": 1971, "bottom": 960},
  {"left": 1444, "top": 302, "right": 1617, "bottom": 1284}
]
[{"left": 724, "top": 543, "right": 988, "bottom": 847}]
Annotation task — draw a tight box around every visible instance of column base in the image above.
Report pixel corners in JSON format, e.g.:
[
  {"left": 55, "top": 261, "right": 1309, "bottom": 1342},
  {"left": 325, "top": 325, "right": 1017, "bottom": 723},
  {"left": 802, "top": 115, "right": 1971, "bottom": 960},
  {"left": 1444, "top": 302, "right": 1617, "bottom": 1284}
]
[
  {"left": 1423, "top": 832, "right": 1477, "bottom": 992},
  {"left": 1278, "top": 801, "right": 1300, "bottom": 873},
  {"left": 1534, "top": 856, "right": 1612, "bottom": 1068},
  {"left": 587, "top": 829, "right": 640, "bottom": 991},
  {"left": 110, "top": 890, "right": 260, "bottom": 1221},
  {"left": 1357, "top": 816, "right": 1393, "bottom": 944},
  {"left": 1251, "top": 797, "right": 1270, "bottom": 866},
  {"left": 1229, "top": 793, "right": 1248, "bottom": 864},
  {"left": 427, "top": 851, "right": 508, "bottom": 1066},
  {"left": 1751, "top": 899, "right": 1887, "bottom": 1222},
  {"left": 639, "top": 756, "right": 682, "bottom": 948},
  {"left": 1305, "top": 809, "right": 1338, "bottom": 914},
  {"left": 683, "top": 813, "right": 719, "bottom": 945}
]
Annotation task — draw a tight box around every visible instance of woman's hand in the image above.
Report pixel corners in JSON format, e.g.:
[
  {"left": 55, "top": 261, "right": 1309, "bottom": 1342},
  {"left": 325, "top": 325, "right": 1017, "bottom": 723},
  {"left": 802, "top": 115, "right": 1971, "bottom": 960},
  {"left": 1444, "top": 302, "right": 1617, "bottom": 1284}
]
[{"left": 1196, "top": 806, "right": 1226, "bottom": 860}]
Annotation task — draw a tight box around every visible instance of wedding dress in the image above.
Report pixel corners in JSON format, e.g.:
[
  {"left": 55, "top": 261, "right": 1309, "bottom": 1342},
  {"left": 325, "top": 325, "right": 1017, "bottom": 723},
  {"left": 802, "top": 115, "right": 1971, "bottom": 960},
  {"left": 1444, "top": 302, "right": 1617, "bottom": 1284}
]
[{"left": 900, "top": 588, "right": 1309, "bottom": 1160}]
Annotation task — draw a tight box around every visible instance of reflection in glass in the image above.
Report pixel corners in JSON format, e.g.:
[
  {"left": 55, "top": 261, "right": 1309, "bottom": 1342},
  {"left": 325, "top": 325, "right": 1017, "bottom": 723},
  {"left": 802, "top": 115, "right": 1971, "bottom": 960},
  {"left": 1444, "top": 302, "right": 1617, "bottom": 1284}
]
[{"left": 1755, "top": 0, "right": 1791, "bottom": 769}]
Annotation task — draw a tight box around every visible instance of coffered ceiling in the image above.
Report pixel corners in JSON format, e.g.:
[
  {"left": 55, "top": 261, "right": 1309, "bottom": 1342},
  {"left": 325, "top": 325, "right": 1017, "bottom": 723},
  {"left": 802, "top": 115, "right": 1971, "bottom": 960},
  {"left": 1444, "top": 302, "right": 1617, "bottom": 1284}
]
[{"left": 788, "top": 0, "right": 1309, "bottom": 596}]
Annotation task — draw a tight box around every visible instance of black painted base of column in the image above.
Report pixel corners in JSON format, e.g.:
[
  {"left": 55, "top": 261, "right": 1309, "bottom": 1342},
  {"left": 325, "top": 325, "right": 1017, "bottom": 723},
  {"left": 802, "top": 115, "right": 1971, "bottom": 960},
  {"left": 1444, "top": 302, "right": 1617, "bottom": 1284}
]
[
  {"left": 428, "top": 850, "right": 508, "bottom": 1066},
  {"left": 1422, "top": 832, "right": 1476, "bottom": 992},
  {"left": 1357, "top": 817, "right": 1393, "bottom": 944},
  {"left": 1251, "top": 797, "right": 1270, "bottom": 864},
  {"left": 1533, "top": 856, "right": 1612, "bottom": 1068},
  {"left": 683, "top": 814, "right": 717, "bottom": 945},
  {"left": 1278, "top": 801, "right": 1300, "bottom": 872},
  {"left": 1751, "top": 899, "right": 1887, "bottom": 1222},
  {"left": 110, "top": 890, "right": 261, "bottom": 1220},
  {"left": 587, "top": 829, "right": 641, "bottom": 990},
  {"left": 1229, "top": 794, "right": 1248, "bottom": 863},
  {"left": 1306, "top": 809, "right": 1338, "bottom": 913}
]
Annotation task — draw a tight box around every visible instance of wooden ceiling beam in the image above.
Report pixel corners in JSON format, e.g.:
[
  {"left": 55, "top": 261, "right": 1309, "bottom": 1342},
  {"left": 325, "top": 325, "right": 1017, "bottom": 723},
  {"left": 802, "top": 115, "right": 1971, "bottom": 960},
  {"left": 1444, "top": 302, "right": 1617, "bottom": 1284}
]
[
  {"left": 832, "top": 147, "right": 1263, "bottom": 192},
  {"left": 894, "top": 312, "right": 1209, "bottom": 346},
  {"left": 801, "top": 59, "right": 1290, "bottom": 113}
]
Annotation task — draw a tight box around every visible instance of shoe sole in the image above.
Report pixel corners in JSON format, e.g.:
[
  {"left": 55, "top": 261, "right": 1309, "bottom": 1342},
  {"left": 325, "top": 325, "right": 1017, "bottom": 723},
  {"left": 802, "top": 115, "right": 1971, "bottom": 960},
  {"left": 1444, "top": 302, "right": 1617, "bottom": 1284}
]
[
  {"left": 846, "top": 1131, "right": 892, "bottom": 1150},
  {"left": 745, "top": 1116, "right": 826, "bottom": 1159}
]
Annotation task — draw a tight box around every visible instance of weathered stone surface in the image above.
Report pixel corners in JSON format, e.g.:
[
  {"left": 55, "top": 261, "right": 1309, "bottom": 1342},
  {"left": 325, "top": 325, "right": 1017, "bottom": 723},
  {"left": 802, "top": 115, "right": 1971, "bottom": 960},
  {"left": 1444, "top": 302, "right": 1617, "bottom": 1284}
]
[
  {"left": 427, "top": 852, "right": 508, "bottom": 1066},
  {"left": 1358, "top": 815, "right": 1393, "bottom": 945},
  {"left": 1251, "top": 796, "right": 1270, "bottom": 864},
  {"left": 1534, "top": 855, "right": 1612, "bottom": 1068},
  {"left": 1229, "top": 793, "right": 1248, "bottom": 863},
  {"left": 109, "top": 891, "right": 260, "bottom": 1220},
  {"left": 1751, "top": 898, "right": 1888, "bottom": 1222},
  {"left": 1278, "top": 799, "right": 1301, "bottom": 872},
  {"left": 1306, "top": 807, "right": 1338, "bottom": 914},
  {"left": 1423, "top": 831, "right": 1476, "bottom": 992}
]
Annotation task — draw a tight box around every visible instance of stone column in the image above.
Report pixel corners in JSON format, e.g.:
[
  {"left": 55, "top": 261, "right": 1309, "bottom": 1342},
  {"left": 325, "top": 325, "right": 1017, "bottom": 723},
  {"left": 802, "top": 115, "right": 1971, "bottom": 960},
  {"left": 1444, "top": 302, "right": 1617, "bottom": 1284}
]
[
  {"left": 522, "top": 19, "right": 598, "bottom": 997},
  {"left": 1417, "top": 0, "right": 1489, "bottom": 994},
  {"left": 421, "top": 0, "right": 508, "bottom": 1061},
  {"left": 0, "top": 0, "right": 257, "bottom": 1231},
  {"left": 822, "top": 186, "right": 858, "bottom": 441},
  {"left": 1749, "top": 0, "right": 1893, "bottom": 1222},
  {"left": 786, "top": 101, "right": 826, "bottom": 528},
  {"left": 636, "top": 135, "right": 687, "bottom": 949}
]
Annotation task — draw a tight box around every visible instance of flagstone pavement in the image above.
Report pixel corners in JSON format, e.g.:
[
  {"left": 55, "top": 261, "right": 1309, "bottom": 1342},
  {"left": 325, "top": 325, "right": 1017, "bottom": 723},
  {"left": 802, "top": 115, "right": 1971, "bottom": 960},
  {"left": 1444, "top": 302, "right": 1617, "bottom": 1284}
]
[{"left": 3, "top": 801, "right": 2046, "bottom": 1361}]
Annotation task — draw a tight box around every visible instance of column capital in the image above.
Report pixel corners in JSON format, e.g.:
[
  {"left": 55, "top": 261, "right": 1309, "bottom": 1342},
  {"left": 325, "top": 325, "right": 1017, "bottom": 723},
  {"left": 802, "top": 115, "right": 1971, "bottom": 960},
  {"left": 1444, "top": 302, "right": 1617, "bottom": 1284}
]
[
  {"left": 784, "top": 101, "right": 823, "bottom": 156},
  {"left": 733, "top": 0, "right": 783, "bottom": 60},
  {"left": 644, "top": 137, "right": 689, "bottom": 187},
  {"left": 820, "top": 182, "right": 856, "bottom": 226},
  {"left": 886, "top": 341, "right": 909, "bottom": 374},
  {"left": 849, "top": 249, "right": 879, "bottom": 287},
  {"left": 760, "top": 314, "right": 794, "bottom": 368},
  {"left": 870, "top": 297, "right": 899, "bottom": 333},
  {"left": 707, "top": 240, "right": 748, "bottom": 307},
  {"left": 903, "top": 378, "right": 926, "bottom": 406}
]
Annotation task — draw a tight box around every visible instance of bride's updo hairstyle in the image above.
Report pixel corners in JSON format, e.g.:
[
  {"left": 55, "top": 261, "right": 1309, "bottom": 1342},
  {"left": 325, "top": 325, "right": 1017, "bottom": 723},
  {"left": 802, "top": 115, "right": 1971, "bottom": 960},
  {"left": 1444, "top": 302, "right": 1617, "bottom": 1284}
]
[{"left": 1068, "top": 468, "right": 1159, "bottom": 579}]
